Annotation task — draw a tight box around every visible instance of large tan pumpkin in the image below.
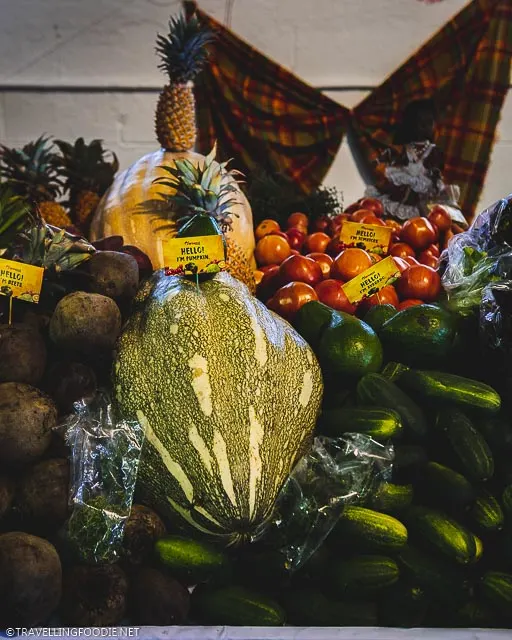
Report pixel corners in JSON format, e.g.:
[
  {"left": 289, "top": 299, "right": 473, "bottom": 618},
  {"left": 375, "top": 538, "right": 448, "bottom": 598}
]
[{"left": 89, "top": 150, "right": 256, "bottom": 270}]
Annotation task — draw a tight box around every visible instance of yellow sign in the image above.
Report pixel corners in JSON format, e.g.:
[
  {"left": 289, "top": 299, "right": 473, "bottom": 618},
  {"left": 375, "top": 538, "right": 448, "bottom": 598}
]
[
  {"left": 340, "top": 221, "right": 392, "bottom": 255},
  {"left": 163, "top": 235, "right": 226, "bottom": 276},
  {"left": 0, "top": 258, "right": 44, "bottom": 304},
  {"left": 342, "top": 256, "right": 401, "bottom": 305}
]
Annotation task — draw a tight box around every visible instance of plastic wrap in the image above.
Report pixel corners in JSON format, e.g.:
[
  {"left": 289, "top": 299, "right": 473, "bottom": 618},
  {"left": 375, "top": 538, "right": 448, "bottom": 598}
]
[
  {"left": 480, "top": 281, "right": 512, "bottom": 396},
  {"left": 261, "top": 434, "right": 393, "bottom": 572},
  {"left": 440, "top": 194, "right": 512, "bottom": 315},
  {"left": 63, "top": 392, "right": 145, "bottom": 564}
]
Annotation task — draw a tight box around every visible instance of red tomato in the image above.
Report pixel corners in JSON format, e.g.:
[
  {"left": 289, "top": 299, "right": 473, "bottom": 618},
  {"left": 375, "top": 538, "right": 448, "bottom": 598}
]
[
  {"left": 400, "top": 217, "right": 439, "bottom": 251},
  {"left": 253, "top": 270, "right": 264, "bottom": 287},
  {"left": 359, "top": 214, "right": 387, "bottom": 227},
  {"left": 279, "top": 254, "right": 323, "bottom": 287},
  {"left": 255, "top": 235, "right": 291, "bottom": 266},
  {"left": 358, "top": 197, "right": 384, "bottom": 217},
  {"left": 290, "top": 249, "right": 301, "bottom": 255},
  {"left": 370, "top": 253, "right": 382, "bottom": 264},
  {"left": 326, "top": 236, "right": 345, "bottom": 258},
  {"left": 428, "top": 206, "right": 452, "bottom": 233},
  {"left": 403, "top": 256, "right": 420, "bottom": 267},
  {"left": 306, "top": 252, "right": 333, "bottom": 279},
  {"left": 267, "top": 282, "right": 318, "bottom": 321},
  {"left": 417, "top": 251, "right": 439, "bottom": 269},
  {"left": 255, "top": 219, "right": 280, "bottom": 240},
  {"left": 287, "top": 212, "right": 309, "bottom": 229},
  {"left": 269, "top": 230, "right": 290, "bottom": 241},
  {"left": 332, "top": 248, "right": 373, "bottom": 281},
  {"left": 313, "top": 216, "right": 330, "bottom": 232},
  {"left": 256, "top": 265, "right": 281, "bottom": 301},
  {"left": 286, "top": 227, "right": 306, "bottom": 251},
  {"left": 398, "top": 299, "right": 425, "bottom": 310},
  {"left": 315, "top": 279, "right": 357, "bottom": 314},
  {"left": 351, "top": 209, "right": 375, "bottom": 223},
  {"left": 392, "top": 257, "right": 410, "bottom": 273},
  {"left": 396, "top": 265, "right": 441, "bottom": 302},
  {"left": 390, "top": 242, "right": 415, "bottom": 259},
  {"left": 304, "top": 232, "right": 331, "bottom": 254},
  {"left": 360, "top": 285, "right": 399, "bottom": 310},
  {"left": 385, "top": 219, "right": 402, "bottom": 234},
  {"left": 328, "top": 213, "right": 350, "bottom": 237},
  {"left": 424, "top": 243, "right": 440, "bottom": 258}
]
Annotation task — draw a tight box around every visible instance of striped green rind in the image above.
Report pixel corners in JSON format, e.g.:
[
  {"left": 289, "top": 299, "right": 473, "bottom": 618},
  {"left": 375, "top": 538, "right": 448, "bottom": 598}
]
[
  {"left": 333, "top": 506, "right": 408, "bottom": 552},
  {"left": 480, "top": 571, "right": 512, "bottom": 615},
  {"left": 469, "top": 490, "right": 504, "bottom": 533},
  {"left": 154, "top": 535, "right": 230, "bottom": 584},
  {"left": 113, "top": 271, "right": 323, "bottom": 543},
  {"left": 329, "top": 554, "right": 400, "bottom": 597}
]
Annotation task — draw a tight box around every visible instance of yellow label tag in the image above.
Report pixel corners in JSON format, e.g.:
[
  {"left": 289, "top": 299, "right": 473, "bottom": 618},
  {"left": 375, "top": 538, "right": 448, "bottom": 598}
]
[
  {"left": 342, "top": 256, "right": 401, "bottom": 304},
  {"left": 340, "top": 221, "right": 392, "bottom": 255},
  {"left": 162, "top": 235, "right": 226, "bottom": 276},
  {"left": 0, "top": 258, "right": 44, "bottom": 303}
]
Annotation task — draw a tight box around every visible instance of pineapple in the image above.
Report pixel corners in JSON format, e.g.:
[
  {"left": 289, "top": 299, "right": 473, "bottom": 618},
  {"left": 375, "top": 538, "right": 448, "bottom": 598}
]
[
  {"left": 54, "top": 137, "right": 119, "bottom": 230},
  {"left": 154, "top": 146, "right": 256, "bottom": 292},
  {"left": 0, "top": 136, "right": 71, "bottom": 228},
  {"left": 0, "top": 185, "right": 31, "bottom": 257},
  {"left": 155, "top": 12, "right": 213, "bottom": 151}
]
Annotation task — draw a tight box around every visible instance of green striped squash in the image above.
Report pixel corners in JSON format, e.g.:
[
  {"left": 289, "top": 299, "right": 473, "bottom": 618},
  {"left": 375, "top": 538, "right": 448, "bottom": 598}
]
[{"left": 113, "top": 271, "right": 323, "bottom": 544}]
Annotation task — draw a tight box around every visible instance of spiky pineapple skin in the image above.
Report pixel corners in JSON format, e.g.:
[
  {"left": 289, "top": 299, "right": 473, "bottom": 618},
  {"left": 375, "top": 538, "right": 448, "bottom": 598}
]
[
  {"left": 156, "top": 84, "right": 196, "bottom": 152},
  {"left": 39, "top": 201, "right": 72, "bottom": 228},
  {"left": 75, "top": 190, "right": 101, "bottom": 227},
  {"left": 226, "top": 238, "right": 256, "bottom": 293}
]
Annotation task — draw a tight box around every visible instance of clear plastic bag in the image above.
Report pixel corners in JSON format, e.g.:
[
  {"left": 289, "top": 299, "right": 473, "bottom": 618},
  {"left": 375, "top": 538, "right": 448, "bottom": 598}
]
[
  {"left": 440, "top": 194, "right": 512, "bottom": 315},
  {"left": 480, "top": 281, "right": 512, "bottom": 397},
  {"left": 260, "top": 434, "right": 393, "bottom": 572},
  {"left": 63, "top": 391, "right": 145, "bottom": 564}
]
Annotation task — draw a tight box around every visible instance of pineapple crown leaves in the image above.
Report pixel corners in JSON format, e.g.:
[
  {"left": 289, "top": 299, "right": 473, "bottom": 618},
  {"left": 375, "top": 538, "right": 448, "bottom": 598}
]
[
  {"left": 156, "top": 12, "right": 214, "bottom": 84},
  {"left": 0, "top": 135, "right": 65, "bottom": 204},
  {"left": 53, "top": 137, "right": 119, "bottom": 198},
  {"left": 19, "top": 220, "right": 95, "bottom": 272},
  {"left": 153, "top": 145, "right": 243, "bottom": 232},
  {"left": 0, "top": 184, "right": 32, "bottom": 253}
]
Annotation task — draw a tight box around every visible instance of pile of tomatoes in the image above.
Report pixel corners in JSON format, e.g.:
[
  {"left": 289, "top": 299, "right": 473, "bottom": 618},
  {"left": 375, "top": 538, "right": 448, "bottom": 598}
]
[{"left": 253, "top": 197, "right": 453, "bottom": 321}]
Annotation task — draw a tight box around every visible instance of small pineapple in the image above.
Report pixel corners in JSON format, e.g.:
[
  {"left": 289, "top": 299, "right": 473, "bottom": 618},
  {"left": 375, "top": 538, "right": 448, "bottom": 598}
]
[
  {"left": 0, "top": 184, "right": 31, "bottom": 257},
  {"left": 0, "top": 136, "right": 71, "bottom": 228},
  {"left": 154, "top": 146, "right": 255, "bottom": 292},
  {"left": 155, "top": 12, "right": 213, "bottom": 151},
  {"left": 54, "top": 137, "right": 119, "bottom": 230}
]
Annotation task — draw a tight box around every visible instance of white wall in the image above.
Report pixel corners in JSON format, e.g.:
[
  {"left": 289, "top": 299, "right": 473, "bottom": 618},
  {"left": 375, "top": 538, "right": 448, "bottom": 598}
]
[{"left": 0, "top": 0, "right": 510, "bottom": 213}]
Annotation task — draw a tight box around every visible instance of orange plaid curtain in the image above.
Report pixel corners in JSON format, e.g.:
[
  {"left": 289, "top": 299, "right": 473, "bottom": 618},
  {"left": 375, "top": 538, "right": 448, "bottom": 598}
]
[
  {"left": 189, "top": 4, "right": 349, "bottom": 193},
  {"left": 351, "top": 0, "right": 512, "bottom": 223}
]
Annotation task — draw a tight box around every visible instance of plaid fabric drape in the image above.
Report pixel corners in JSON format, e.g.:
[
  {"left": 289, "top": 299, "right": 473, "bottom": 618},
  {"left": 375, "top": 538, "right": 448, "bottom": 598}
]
[
  {"left": 351, "top": 0, "right": 512, "bottom": 222},
  {"left": 190, "top": 5, "right": 349, "bottom": 193}
]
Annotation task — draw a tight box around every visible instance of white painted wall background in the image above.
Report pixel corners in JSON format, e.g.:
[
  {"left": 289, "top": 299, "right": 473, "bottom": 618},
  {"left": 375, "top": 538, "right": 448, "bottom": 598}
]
[{"left": 0, "top": 0, "right": 510, "bottom": 213}]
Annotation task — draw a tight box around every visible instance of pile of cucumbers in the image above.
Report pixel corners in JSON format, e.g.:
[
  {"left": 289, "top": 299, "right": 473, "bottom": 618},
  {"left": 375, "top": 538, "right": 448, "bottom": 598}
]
[{"left": 150, "top": 302, "right": 512, "bottom": 628}]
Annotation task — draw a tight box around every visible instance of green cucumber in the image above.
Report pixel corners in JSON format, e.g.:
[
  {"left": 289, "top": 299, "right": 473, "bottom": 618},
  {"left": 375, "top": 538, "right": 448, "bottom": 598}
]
[
  {"left": 406, "top": 506, "right": 481, "bottom": 565},
  {"left": 357, "top": 373, "right": 428, "bottom": 440},
  {"left": 381, "top": 361, "right": 410, "bottom": 383},
  {"left": 468, "top": 490, "right": 504, "bottom": 533},
  {"left": 318, "top": 407, "right": 403, "bottom": 440},
  {"left": 452, "top": 600, "right": 496, "bottom": 628},
  {"left": 398, "top": 369, "right": 501, "bottom": 413},
  {"left": 191, "top": 584, "right": 285, "bottom": 626},
  {"left": 333, "top": 506, "right": 408, "bottom": 552},
  {"left": 436, "top": 407, "right": 494, "bottom": 481},
  {"left": 369, "top": 483, "right": 414, "bottom": 514},
  {"left": 329, "top": 554, "right": 399, "bottom": 597},
  {"left": 282, "top": 588, "right": 377, "bottom": 626},
  {"left": 480, "top": 571, "right": 512, "bottom": 616},
  {"left": 363, "top": 304, "right": 397, "bottom": 332},
  {"left": 503, "top": 485, "right": 512, "bottom": 519},
  {"left": 293, "top": 300, "right": 340, "bottom": 349},
  {"left": 397, "top": 545, "right": 470, "bottom": 605},
  {"left": 154, "top": 535, "right": 230, "bottom": 584},
  {"left": 421, "top": 461, "right": 475, "bottom": 510}
]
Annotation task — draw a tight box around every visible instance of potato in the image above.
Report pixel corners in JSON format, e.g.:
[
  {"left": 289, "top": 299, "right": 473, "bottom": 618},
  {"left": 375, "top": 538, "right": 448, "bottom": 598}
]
[
  {"left": 44, "top": 361, "right": 97, "bottom": 414},
  {"left": 122, "top": 504, "right": 166, "bottom": 565},
  {"left": 0, "top": 475, "right": 15, "bottom": 520},
  {"left": 0, "top": 532, "right": 62, "bottom": 627},
  {"left": 88, "top": 251, "right": 139, "bottom": 300},
  {"left": 130, "top": 566, "right": 190, "bottom": 625},
  {"left": 0, "top": 383, "right": 57, "bottom": 466},
  {"left": 62, "top": 564, "right": 128, "bottom": 626},
  {"left": 0, "top": 324, "right": 47, "bottom": 385},
  {"left": 49, "top": 291, "right": 121, "bottom": 353},
  {"left": 17, "top": 458, "right": 70, "bottom": 526}
]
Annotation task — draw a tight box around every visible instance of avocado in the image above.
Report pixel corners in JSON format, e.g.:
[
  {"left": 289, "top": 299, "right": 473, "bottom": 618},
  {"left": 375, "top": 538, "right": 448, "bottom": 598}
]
[{"left": 379, "top": 304, "right": 457, "bottom": 367}]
